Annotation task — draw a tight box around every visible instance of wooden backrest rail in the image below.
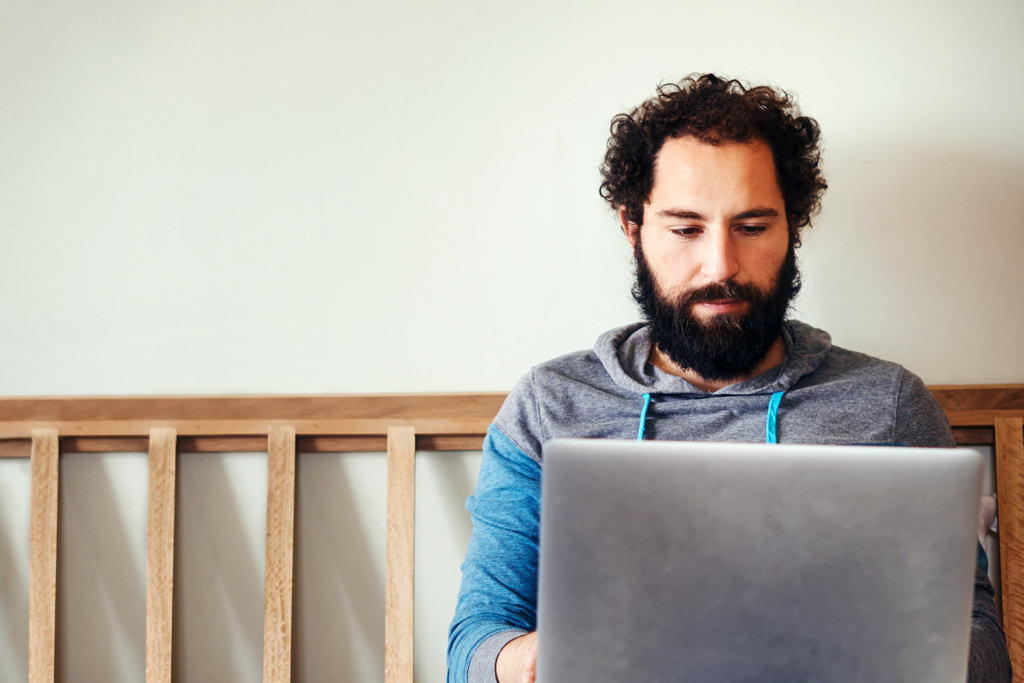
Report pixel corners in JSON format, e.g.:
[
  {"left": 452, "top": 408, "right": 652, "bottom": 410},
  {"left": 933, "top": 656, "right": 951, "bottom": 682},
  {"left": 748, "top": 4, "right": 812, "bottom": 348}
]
[{"left": 2, "top": 387, "right": 1022, "bottom": 682}]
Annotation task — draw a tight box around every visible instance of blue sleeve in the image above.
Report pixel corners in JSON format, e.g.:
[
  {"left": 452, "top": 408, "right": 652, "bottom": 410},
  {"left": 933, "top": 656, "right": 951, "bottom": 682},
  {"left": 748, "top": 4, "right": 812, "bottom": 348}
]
[{"left": 447, "top": 425, "right": 542, "bottom": 683}]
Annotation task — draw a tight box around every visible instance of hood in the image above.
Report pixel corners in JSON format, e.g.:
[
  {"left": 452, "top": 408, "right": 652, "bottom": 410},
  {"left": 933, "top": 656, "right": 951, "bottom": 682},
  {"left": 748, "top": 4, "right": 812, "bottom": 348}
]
[{"left": 594, "top": 320, "right": 832, "bottom": 396}]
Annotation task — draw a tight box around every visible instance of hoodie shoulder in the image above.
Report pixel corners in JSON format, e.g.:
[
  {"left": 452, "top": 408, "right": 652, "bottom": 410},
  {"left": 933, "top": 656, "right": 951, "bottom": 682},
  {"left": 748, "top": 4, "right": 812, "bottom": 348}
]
[
  {"left": 787, "top": 325, "right": 907, "bottom": 407},
  {"left": 492, "top": 347, "right": 615, "bottom": 465},
  {"left": 784, "top": 330, "right": 952, "bottom": 446},
  {"left": 492, "top": 330, "right": 654, "bottom": 462},
  {"left": 795, "top": 340, "right": 905, "bottom": 388}
]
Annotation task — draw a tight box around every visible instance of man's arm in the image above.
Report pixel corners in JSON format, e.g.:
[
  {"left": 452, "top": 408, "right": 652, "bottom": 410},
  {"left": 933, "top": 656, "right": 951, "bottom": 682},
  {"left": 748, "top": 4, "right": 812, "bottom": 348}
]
[
  {"left": 447, "top": 426, "right": 542, "bottom": 683},
  {"left": 968, "top": 562, "right": 1013, "bottom": 683}
]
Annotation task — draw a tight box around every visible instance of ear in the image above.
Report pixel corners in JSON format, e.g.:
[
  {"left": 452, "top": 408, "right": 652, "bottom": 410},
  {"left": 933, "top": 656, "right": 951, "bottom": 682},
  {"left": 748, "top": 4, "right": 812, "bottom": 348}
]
[{"left": 619, "top": 207, "right": 640, "bottom": 250}]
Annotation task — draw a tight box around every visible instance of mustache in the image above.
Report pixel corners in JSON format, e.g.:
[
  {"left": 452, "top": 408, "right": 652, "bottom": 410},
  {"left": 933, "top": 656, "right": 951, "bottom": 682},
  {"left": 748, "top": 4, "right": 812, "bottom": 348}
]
[{"left": 678, "top": 280, "right": 765, "bottom": 307}]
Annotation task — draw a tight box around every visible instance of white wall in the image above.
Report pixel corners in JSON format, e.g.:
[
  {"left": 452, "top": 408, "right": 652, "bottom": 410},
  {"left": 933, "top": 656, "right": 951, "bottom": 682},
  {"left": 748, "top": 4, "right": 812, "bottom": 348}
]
[{"left": 1, "top": 0, "right": 1022, "bottom": 680}]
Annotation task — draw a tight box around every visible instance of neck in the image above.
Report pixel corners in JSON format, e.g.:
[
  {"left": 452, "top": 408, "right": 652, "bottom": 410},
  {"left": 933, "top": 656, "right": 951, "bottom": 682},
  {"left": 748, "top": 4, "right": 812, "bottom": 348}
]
[{"left": 649, "top": 335, "right": 788, "bottom": 392}]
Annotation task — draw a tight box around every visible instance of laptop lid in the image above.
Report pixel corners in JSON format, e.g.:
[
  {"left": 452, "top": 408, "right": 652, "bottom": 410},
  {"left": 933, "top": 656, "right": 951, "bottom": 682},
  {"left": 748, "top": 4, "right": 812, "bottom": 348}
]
[{"left": 536, "top": 439, "right": 982, "bottom": 683}]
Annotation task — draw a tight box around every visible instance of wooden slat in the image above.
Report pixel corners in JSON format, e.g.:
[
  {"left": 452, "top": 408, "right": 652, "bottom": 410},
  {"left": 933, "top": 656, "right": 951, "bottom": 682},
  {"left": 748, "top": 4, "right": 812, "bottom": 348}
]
[
  {"left": 945, "top": 410, "right": 1024, "bottom": 427},
  {"left": 931, "top": 385, "right": 1024, "bottom": 411},
  {"left": 146, "top": 428, "right": 177, "bottom": 683},
  {"left": 385, "top": 426, "right": 416, "bottom": 683},
  {"left": 28, "top": 428, "right": 59, "bottom": 683},
  {"left": 1, "top": 434, "right": 488, "bottom": 456},
  {"left": 0, "top": 438, "right": 31, "bottom": 458},
  {"left": 0, "top": 417, "right": 490, "bottom": 440},
  {"left": 180, "top": 436, "right": 270, "bottom": 453},
  {"left": 9, "top": 425, "right": 999, "bottom": 454},
  {"left": 416, "top": 435, "right": 486, "bottom": 451},
  {"left": 4, "top": 385, "right": 1023, "bottom": 430},
  {"left": 263, "top": 427, "right": 296, "bottom": 683},
  {"left": 299, "top": 435, "right": 485, "bottom": 452},
  {"left": 60, "top": 437, "right": 150, "bottom": 452},
  {"left": 951, "top": 427, "right": 995, "bottom": 445},
  {"left": 995, "top": 417, "right": 1024, "bottom": 671},
  {"left": 0, "top": 392, "right": 507, "bottom": 422},
  {"left": 298, "top": 436, "right": 388, "bottom": 452}
]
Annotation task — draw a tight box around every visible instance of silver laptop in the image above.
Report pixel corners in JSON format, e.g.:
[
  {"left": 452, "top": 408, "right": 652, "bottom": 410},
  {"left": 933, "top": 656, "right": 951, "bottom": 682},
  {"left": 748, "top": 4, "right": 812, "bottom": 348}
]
[{"left": 536, "top": 439, "right": 982, "bottom": 683}]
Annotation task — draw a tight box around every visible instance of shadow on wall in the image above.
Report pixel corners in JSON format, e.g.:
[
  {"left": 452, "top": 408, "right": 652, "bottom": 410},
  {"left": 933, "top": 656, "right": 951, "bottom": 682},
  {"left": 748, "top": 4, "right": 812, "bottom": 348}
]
[
  {"left": 430, "top": 454, "right": 476, "bottom": 543},
  {"left": 174, "top": 452, "right": 267, "bottom": 683},
  {"left": 56, "top": 453, "right": 147, "bottom": 683},
  {"left": 800, "top": 145, "right": 1024, "bottom": 380},
  {"left": 292, "top": 452, "right": 387, "bottom": 682},
  {"left": 290, "top": 450, "right": 482, "bottom": 683},
  {"left": 36, "top": 447, "right": 479, "bottom": 683},
  {"left": 0, "top": 459, "right": 30, "bottom": 683}
]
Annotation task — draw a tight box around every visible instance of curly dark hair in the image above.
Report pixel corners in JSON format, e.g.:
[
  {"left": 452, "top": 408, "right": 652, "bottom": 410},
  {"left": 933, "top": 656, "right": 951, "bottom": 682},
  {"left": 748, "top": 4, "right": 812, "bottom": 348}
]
[{"left": 600, "top": 73, "right": 826, "bottom": 246}]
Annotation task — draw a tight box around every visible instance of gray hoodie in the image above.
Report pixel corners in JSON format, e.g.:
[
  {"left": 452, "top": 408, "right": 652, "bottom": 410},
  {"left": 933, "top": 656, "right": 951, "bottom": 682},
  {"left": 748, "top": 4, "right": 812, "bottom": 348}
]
[{"left": 497, "top": 320, "right": 954, "bottom": 460}]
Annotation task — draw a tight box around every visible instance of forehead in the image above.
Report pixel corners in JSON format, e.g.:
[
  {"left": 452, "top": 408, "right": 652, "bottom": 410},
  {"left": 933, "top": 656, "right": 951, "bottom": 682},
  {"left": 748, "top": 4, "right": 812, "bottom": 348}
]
[{"left": 648, "top": 137, "right": 784, "bottom": 211}]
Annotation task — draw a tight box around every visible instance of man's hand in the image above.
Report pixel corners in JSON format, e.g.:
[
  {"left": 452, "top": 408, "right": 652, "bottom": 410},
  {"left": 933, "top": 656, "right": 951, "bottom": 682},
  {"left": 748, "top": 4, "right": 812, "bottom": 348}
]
[
  {"left": 979, "top": 494, "right": 997, "bottom": 547},
  {"left": 496, "top": 631, "right": 537, "bottom": 683}
]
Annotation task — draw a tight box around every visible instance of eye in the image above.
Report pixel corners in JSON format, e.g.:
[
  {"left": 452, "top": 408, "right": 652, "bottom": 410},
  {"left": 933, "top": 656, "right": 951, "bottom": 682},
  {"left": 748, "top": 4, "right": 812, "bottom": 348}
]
[
  {"left": 670, "top": 226, "right": 702, "bottom": 238},
  {"left": 736, "top": 224, "right": 768, "bottom": 236}
]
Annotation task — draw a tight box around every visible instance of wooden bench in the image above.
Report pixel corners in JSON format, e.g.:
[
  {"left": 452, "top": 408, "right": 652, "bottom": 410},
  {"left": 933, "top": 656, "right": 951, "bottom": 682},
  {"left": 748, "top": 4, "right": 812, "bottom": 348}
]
[{"left": 1, "top": 386, "right": 1022, "bottom": 682}]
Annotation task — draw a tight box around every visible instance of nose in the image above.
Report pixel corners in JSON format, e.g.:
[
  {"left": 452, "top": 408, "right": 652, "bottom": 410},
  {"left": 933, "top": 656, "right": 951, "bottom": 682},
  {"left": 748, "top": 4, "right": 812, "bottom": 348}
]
[{"left": 700, "top": 228, "right": 740, "bottom": 283}]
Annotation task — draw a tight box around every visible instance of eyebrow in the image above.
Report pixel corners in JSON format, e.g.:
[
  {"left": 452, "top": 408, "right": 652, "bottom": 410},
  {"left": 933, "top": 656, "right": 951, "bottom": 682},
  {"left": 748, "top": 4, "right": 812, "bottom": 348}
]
[
  {"left": 656, "top": 207, "right": 780, "bottom": 221},
  {"left": 734, "top": 208, "right": 780, "bottom": 220}
]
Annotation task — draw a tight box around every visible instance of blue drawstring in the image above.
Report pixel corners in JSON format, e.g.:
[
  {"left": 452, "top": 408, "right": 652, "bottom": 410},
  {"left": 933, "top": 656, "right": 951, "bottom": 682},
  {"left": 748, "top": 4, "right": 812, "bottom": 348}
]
[
  {"left": 637, "top": 393, "right": 651, "bottom": 441},
  {"left": 637, "top": 390, "right": 784, "bottom": 443},
  {"left": 766, "top": 391, "right": 785, "bottom": 444}
]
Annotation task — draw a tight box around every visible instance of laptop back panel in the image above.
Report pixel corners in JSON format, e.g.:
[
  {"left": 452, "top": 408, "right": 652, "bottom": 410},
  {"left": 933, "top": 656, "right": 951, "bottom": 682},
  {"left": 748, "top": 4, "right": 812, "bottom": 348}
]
[{"left": 536, "top": 439, "right": 982, "bottom": 683}]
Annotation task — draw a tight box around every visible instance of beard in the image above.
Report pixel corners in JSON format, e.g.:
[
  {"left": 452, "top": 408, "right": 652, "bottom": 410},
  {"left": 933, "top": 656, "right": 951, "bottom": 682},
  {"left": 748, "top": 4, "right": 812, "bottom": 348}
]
[{"left": 632, "top": 238, "right": 802, "bottom": 383}]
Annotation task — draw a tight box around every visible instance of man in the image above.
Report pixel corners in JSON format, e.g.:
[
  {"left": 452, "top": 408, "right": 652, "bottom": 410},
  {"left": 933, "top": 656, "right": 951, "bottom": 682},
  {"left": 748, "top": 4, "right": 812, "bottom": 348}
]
[{"left": 447, "top": 74, "right": 1011, "bottom": 683}]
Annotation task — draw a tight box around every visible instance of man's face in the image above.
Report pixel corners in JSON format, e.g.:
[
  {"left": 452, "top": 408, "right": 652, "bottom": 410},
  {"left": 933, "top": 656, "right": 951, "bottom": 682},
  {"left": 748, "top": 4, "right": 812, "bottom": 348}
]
[{"left": 624, "top": 137, "right": 799, "bottom": 381}]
